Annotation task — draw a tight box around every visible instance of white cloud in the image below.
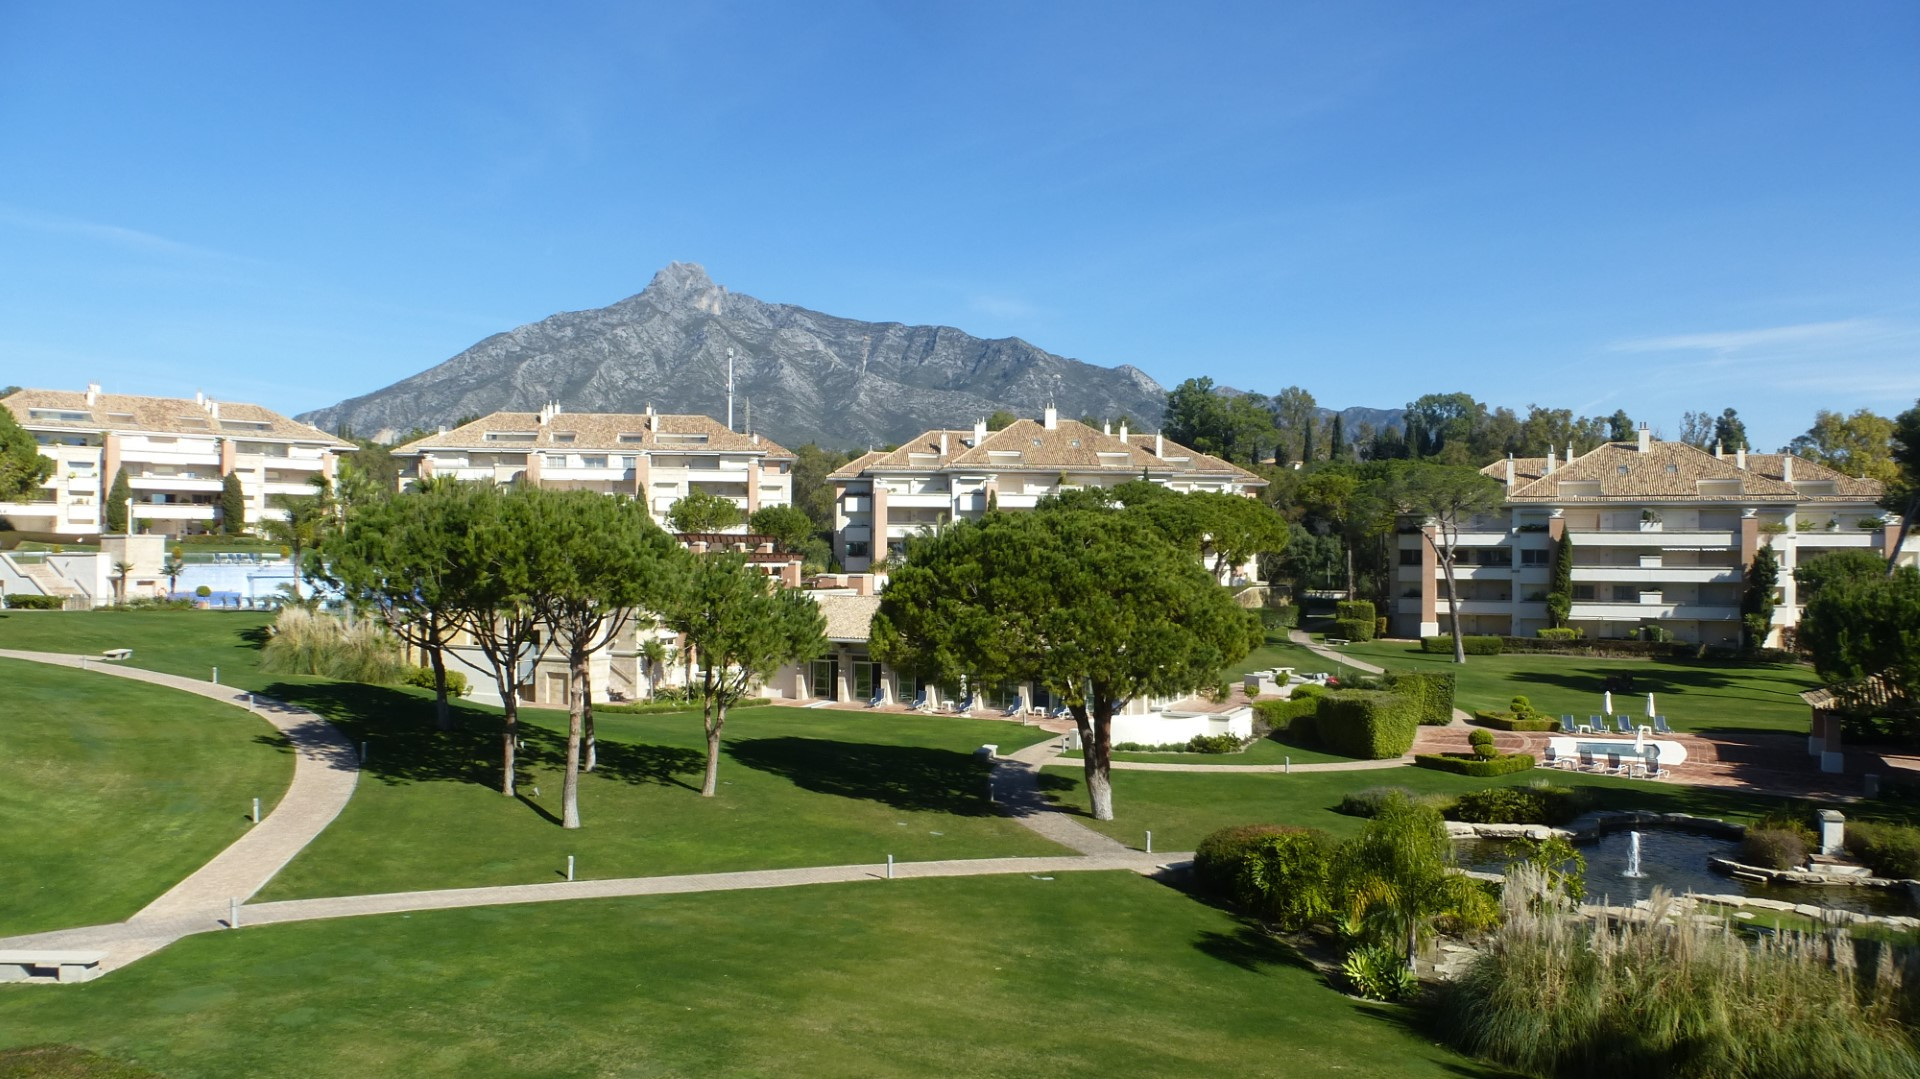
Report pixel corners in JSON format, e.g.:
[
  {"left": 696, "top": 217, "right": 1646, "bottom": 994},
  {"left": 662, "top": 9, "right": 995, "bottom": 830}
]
[
  {"left": 1606, "top": 319, "right": 1878, "bottom": 355},
  {"left": 0, "top": 206, "right": 257, "bottom": 264}
]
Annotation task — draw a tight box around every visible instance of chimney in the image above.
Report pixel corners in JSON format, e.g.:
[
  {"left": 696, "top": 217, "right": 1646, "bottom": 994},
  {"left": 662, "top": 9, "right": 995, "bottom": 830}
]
[
  {"left": 85, "top": 382, "right": 101, "bottom": 406},
  {"left": 1505, "top": 454, "right": 1515, "bottom": 486},
  {"left": 1103, "top": 420, "right": 1112, "bottom": 435},
  {"left": 751, "top": 433, "right": 760, "bottom": 445},
  {"left": 437, "top": 425, "right": 449, "bottom": 435},
  {"left": 1714, "top": 440, "right": 1724, "bottom": 460},
  {"left": 1736, "top": 446, "right": 1747, "bottom": 470},
  {"left": 194, "top": 390, "right": 204, "bottom": 406},
  {"left": 1155, "top": 432, "right": 1164, "bottom": 457},
  {"left": 208, "top": 400, "right": 219, "bottom": 419},
  {"left": 1637, "top": 422, "right": 1650, "bottom": 454},
  {"left": 940, "top": 432, "right": 949, "bottom": 457},
  {"left": 1782, "top": 456, "right": 1793, "bottom": 482},
  {"left": 974, "top": 418, "right": 987, "bottom": 445},
  {"left": 1545, "top": 448, "right": 1556, "bottom": 475},
  {"left": 1566, "top": 439, "right": 1574, "bottom": 463},
  {"left": 1042, "top": 404, "right": 1058, "bottom": 431},
  {"left": 1119, "top": 421, "right": 1128, "bottom": 443}
]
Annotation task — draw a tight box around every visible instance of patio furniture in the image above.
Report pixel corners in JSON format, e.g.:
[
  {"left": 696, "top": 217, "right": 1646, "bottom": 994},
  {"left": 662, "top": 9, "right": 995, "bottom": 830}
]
[
  {"left": 866, "top": 694, "right": 885, "bottom": 709},
  {"left": 1581, "top": 716, "right": 1601, "bottom": 734},
  {"left": 1000, "top": 701, "right": 1022, "bottom": 718},
  {"left": 949, "top": 693, "right": 976, "bottom": 715},
  {"left": 1577, "top": 749, "right": 1600, "bottom": 772},
  {"left": 1605, "top": 752, "right": 1625, "bottom": 775},
  {"left": 1614, "top": 716, "right": 1633, "bottom": 735},
  {"left": 1653, "top": 715, "right": 1672, "bottom": 735},
  {"left": 908, "top": 691, "right": 929, "bottom": 712},
  {"left": 1559, "top": 714, "right": 1574, "bottom": 733}
]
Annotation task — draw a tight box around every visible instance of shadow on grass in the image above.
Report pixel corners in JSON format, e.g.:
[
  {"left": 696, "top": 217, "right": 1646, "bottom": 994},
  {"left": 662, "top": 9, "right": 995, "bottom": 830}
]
[
  {"left": 728, "top": 736, "right": 998, "bottom": 816},
  {"left": 592, "top": 739, "right": 703, "bottom": 791},
  {"left": 1193, "top": 923, "right": 1322, "bottom": 975}
]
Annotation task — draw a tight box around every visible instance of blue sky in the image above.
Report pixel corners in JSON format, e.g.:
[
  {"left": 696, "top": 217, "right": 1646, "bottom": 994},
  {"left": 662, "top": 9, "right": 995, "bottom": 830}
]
[{"left": 2, "top": 2, "right": 1916, "bottom": 450}]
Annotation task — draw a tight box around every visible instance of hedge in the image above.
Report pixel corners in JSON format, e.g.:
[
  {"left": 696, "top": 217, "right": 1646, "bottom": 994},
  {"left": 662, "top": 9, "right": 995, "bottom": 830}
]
[
  {"left": 1193, "top": 824, "right": 1305, "bottom": 899},
  {"left": 3, "top": 593, "right": 65, "bottom": 609},
  {"left": 1472, "top": 710, "right": 1562, "bottom": 732},
  {"left": 1330, "top": 618, "right": 1376, "bottom": 643},
  {"left": 1413, "top": 752, "right": 1535, "bottom": 776},
  {"left": 1387, "top": 671, "right": 1456, "bottom": 726},
  {"left": 1448, "top": 784, "right": 1583, "bottom": 824},
  {"left": 1260, "top": 605, "right": 1299, "bottom": 629},
  {"left": 1422, "top": 635, "right": 1503, "bottom": 655},
  {"left": 1252, "top": 696, "right": 1321, "bottom": 738},
  {"left": 596, "top": 696, "right": 770, "bottom": 715},
  {"left": 1334, "top": 600, "right": 1375, "bottom": 623},
  {"left": 1535, "top": 627, "right": 1582, "bottom": 641},
  {"left": 1313, "top": 689, "right": 1419, "bottom": 759}
]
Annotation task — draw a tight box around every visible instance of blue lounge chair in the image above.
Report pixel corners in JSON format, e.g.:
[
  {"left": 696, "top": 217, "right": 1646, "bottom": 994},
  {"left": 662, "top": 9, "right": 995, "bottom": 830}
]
[
  {"left": 1559, "top": 714, "right": 1574, "bottom": 733},
  {"left": 867, "top": 693, "right": 885, "bottom": 709},
  {"left": 1653, "top": 715, "right": 1672, "bottom": 735},
  {"left": 908, "top": 691, "right": 929, "bottom": 712},
  {"left": 951, "top": 693, "right": 975, "bottom": 715},
  {"left": 1582, "top": 715, "right": 1602, "bottom": 734},
  {"left": 1000, "top": 701, "right": 1022, "bottom": 718},
  {"left": 1614, "top": 716, "right": 1633, "bottom": 735}
]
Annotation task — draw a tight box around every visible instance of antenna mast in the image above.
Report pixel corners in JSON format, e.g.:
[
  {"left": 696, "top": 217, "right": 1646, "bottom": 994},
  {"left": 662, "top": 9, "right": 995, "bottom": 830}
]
[{"left": 726, "top": 347, "right": 736, "bottom": 431}]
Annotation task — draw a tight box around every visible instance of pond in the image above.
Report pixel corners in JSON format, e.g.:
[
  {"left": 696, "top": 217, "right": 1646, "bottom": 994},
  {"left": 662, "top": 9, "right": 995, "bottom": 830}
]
[{"left": 1457, "top": 829, "right": 1914, "bottom": 917}]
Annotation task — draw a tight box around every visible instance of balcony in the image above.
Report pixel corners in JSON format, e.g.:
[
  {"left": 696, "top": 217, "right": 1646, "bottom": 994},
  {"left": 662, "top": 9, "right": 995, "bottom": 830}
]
[
  {"left": 132, "top": 476, "right": 223, "bottom": 493},
  {"left": 1571, "top": 566, "right": 1741, "bottom": 585},
  {"left": 885, "top": 491, "right": 954, "bottom": 509},
  {"left": 993, "top": 492, "right": 1040, "bottom": 509},
  {"left": 1439, "top": 564, "right": 1511, "bottom": 580},
  {"left": 1790, "top": 531, "right": 1877, "bottom": 549},
  {"left": 1569, "top": 601, "right": 1739, "bottom": 622},
  {"left": 1434, "top": 599, "right": 1514, "bottom": 616},
  {"left": 1569, "top": 530, "right": 1737, "bottom": 549},
  {"left": 118, "top": 447, "right": 221, "bottom": 467},
  {"left": 129, "top": 504, "right": 216, "bottom": 522},
  {"left": 541, "top": 465, "right": 636, "bottom": 482}
]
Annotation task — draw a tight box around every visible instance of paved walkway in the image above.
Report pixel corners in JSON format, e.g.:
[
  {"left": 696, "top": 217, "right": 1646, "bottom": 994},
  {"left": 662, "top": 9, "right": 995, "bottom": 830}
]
[
  {"left": 0, "top": 649, "right": 360, "bottom": 974},
  {"left": 1288, "top": 629, "right": 1386, "bottom": 674}
]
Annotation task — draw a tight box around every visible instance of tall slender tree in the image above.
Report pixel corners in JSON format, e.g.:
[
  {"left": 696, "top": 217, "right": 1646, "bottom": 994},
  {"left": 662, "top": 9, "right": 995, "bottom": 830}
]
[
  {"left": 1741, "top": 546, "right": 1780, "bottom": 654},
  {"left": 528, "top": 489, "right": 686, "bottom": 827},
  {"left": 218, "top": 472, "right": 247, "bottom": 535},
  {"left": 665, "top": 553, "right": 826, "bottom": 796},
  {"left": 105, "top": 468, "right": 131, "bottom": 533},
  {"left": 1329, "top": 413, "right": 1348, "bottom": 460},
  {"left": 1380, "top": 462, "right": 1505, "bottom": 663}
]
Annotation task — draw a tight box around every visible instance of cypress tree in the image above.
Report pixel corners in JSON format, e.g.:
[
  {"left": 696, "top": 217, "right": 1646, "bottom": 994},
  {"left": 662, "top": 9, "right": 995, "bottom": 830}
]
[
  {"left": 219, "top": 472, "right": 247, "bottom": 535},
  {"left": 1742, "top": 546, "right": 1780, "bottom": 653},
  {"left": 104, "top": 468, "right": 130, "bottom": 533},
  {"left": 1546, "top": 531, "right": 1574, "bottom": 628},
  {"left": 1329, "top": 414, "right": 1348, "bottom": 460},
  {"left": 1301, "top": 420, "right": 1315, "bottom": 465}
]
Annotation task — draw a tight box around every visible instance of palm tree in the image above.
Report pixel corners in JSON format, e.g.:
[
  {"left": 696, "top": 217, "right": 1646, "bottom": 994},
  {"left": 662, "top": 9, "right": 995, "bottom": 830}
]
[
  {"left": 1336, "top": 795, "right": 1497, "bottom": 972},
  {"left": 639, "top": 637, "right": 675, "bottom": 699},
  {"left": 112, "top": 560, "right": 133, "bottom": 604},
  {"left": 258, "top": 474, "right": 335, "bottom": 601},
  {"left": 162, "top": 553, "right": 186, "bottom": 597}
]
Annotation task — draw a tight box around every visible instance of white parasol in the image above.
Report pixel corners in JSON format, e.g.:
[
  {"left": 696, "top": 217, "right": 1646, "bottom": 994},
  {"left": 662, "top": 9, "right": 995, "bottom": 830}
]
[
  {"left": 1603, "top": 689, "right": 1613, "bottom": 716},
  {"left": 1647, "top": 692, "right": 1656, "bottom": 718}
]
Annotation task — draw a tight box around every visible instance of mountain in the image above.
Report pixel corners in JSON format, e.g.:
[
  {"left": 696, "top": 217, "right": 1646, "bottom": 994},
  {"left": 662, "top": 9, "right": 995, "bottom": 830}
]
[{"left": 299, "top": 263, "right": 1168, "bottom": 450}]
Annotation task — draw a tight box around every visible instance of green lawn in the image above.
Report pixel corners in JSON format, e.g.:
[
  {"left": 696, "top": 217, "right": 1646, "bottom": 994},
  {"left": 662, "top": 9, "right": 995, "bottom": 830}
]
[
  {"left": 1043, "top": 764, "right": 1809, "bottom": 852},
  {"left": 0, "top": 658, "right": 294, "bottom": 935},
  {"left": 1336, "top": 639, "right": 1821, "bottom": 735},
  {"left": 0, "top": 609, "right": 282, "bottom": 688},
  {"left": 0, "top": 874, "right": 1508, "bottom": 1079},
  {"left": 258, "top": 696, "right": 1063, "bottom": 900},
  {"left": 1070, "top": 730, "right": 1357, "bottom": 767},
  {"left": 1223, "top": 633, "right": 1333, "bottom": 680}
]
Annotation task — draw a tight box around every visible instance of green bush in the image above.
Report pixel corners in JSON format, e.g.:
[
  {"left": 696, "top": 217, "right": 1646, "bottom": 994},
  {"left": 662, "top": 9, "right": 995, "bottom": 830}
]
[
  {"left": 1509, "top": 695, "right": 1532, "bottom": 713},
  {"left": 1387, "top": 670, "right": 1456, "bottom": 725},
  {"left": 1447, "top": 784, "right": 1583, "bottom": 824},
  {"left": 1414, "top": 753, "right": 1535, "bottom": 777},
  {"left": 1186, "top": 733, "right": 1244, "bottom": 754},
  {"left": 1846, "top": 821, "right": 1920, "bottom": 880},
  {"left": 1193, "top": 824, "right": 1300, "bottom": 899},
  {"left": 1289, "top": 682, "right": 1326, "bottom": 700},
  {"left": 1260, "top": 605, "right": 1299, "bottom": 629},
  {"left": 1536, "top": 627, "right": 1582, "bottom": 640},
  {"left": 1339, "top": 786, "right": 1409, "bottom": 817},
  {"left": 596, "top": 696, "right": 767, "bottom": 715},
  {"left": 1374, "top": 616, "right": 1388, "bottom": 638},
  {"left": 1335, "top": 599, "right": 1376, "bottom": 623},
  {"left": 1236, "top": 828, "right": 1338, "bottom": 930},
  {"left": 1342, "top": 943, "right": 1417, "bottom": 1002},
  {"left": 401, "top": 665, "right": 471, "bottom": 698},
  {"left": 1422, "top": 635, "right": 1503, "bottom": 655},
  {"left": 259, "top": 608, "right": 407, "bottom": 684},
  {"left": 2, "top": 593, "right": 64, "bottom": 609},
  {"left": 1469, "top": 728, "right": 1495, "bottom": 750},
  {"left": 1472, "top": 710, "right": 1562, "bottom": 732},
  {"left": 1329, "top": 618, "right": 1375, "bottom": 642},
  {"left": 1739, "top": 828, "right": 1809, "bottom": 870},
  {"left": 194, "top": 584, "right": 213, "bottom": 598},
  {"left": 1312, "top": 689, "right": 1419, "bottom": 759}
]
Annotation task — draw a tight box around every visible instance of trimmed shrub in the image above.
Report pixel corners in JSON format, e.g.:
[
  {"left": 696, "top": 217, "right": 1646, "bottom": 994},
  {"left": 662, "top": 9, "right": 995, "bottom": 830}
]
[
  {"left": 1469, "top": 728, "right": 1495, "bottom": 750},
  {"left": 194, "top": 584, "right": 213, "bottom": 598},
  {"left": 1260, "top": 605, "right": 1299, "bottom": 629},
  {"left": 1739, "top": 828, "right": 1809, "bottom": 870},
  {"left": 1415, "top": 753, "right": 1535, "bottom": 777},
  {"left": 401, "top": 665, "right": 471, "bottom": 699},
  {"left": 1312, "top": 689, "right": 1419, "bottom": 759},
  {"left": 1473, "top": 710, "right": 1562, "bottom": 732},
  {"left": 1422, "top": 635, "right": 1503, "bottom": 655},
  {"left": 1374, "top": 616, "right": 1388, "bottom": 638},
  {"left": 1193, "top": 824, "right": 1299, "bottom": 899},
  {"left": 3, "top": 593, "right": 64, "bottom": 609},
  {"left": 1536, "top": 627, "right": 1582, "bottom": 640},
  {"left": 1509, "top": 695, "right": 1532, "bottom": 713},
  {"left": 1252, "top": 696, "right": 1321, "bottom": 740},
  {"left": 1186, "top": 733, "right": 1243, "bottom": 754},
  {"left": 1335, "top": 599, "right": 1376, "bottom": 623},
  {"left": 1846, "top": 821, "right": 1920, "bottom": 880},
  {"left": 1330, "top": 618, "right": 1375, "bottom": 643},
  {"left": 1449, "top": 784, "right": 1584, "bottom": 825},
  {"left": 1289, "top": 682, "right": 1326, "bottom": 700},
  {"left": 1387, "top": 670, "right": 1456, "bottom": 725}
]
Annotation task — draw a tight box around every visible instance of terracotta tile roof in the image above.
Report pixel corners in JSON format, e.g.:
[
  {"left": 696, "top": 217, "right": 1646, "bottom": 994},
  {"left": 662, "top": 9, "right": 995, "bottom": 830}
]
[
  {"left": 829, "top": 417, "right": 1265, "bottom": 487},
  {"left": 1, "top": 387, "right": 350, "bottom": 446},
  {"left": 827, "top": 450, "right": 888, "bottom": 481},
  {"left": 812, "top": 593, "right": 881, "bottom": 641},
  {"left": 1481, "top": 457, "right": 1549, "bottom": 485},
  {"left": 1505, "top": 440, "right": 1807, "bottom": 502},
  {"left": 393, "top": 410, "right": 794, "bottom": 458},
  {"left": 1742, "top": 453, "right": 1883, "bottom": 499}
]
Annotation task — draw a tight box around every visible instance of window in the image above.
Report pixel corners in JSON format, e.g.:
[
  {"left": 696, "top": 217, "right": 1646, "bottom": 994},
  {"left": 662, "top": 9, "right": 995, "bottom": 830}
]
[
  {"left": 1399, "top": 548, "right": 1421, "bottom": 566},
  {"left": 1573, "top": 584, "right": 1595, "bottom": 601},
  {"left": 846, "top": 540, "right": 870, "bottom": 558},
  {"left": 1616, "top": 465, "right": 1630, "bottom": 475},
  {"left": 811, "top": 658, "right": 839, "bottom": 701},
  {"left": 1613, "top": 585, "right": 1638, "bottom": 602},
  {"left": 550, "top": 433, "right": 576, "bottom": 443},
  {"left": 618, "top": 433, "right": 646, "bottom": 443},
  {"left": 485, "top": 431, "right": 535, "bottom": 441},
  {"left": 1520, "top": 548, "right": 1549, "bottom": 566}
]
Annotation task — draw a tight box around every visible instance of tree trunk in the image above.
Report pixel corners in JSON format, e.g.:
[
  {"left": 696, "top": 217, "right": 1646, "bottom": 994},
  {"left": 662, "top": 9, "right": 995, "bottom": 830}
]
[
  {"left": 1406, "top": 919, "right": 1419, "bottom": 973},
  {"left": 1889, "top": 493, "right": 1919, "bottom": 578},
  {"left": 428, "top": 642, "right": 452, "bottom": 732},
  {"left": 501, "top": 693, "right": 518, "bottom": 798},
  {"left": 1076, "top": 700, "right": 1116, "bottom": 821},
  {"left": 702, "top": 697, "right": 725, "bottom": 797},
  {"left": 561, "top": 648, "right": 588, "bottom": 829},
  {"left": 582, "top": 698, "right": 597, "bottom": 773},
  {"left": 1430, "top": 532, "right": 1466, "bottom": 664}
]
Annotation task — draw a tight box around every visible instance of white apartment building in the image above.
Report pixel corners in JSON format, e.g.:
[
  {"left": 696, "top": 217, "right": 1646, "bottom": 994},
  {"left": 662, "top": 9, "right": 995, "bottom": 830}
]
[
  {"left": 0, "top": 384, "right": 349, "bottom": 538},
  {"left": 392, "top": 404, "right": 795, "bottom": 527},
  {"left": 829, "top": 406, "right": 1266, "bottom": 571},
  {"left": 1391, "top": 427, "right": 1913, "bottom": 647}
]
